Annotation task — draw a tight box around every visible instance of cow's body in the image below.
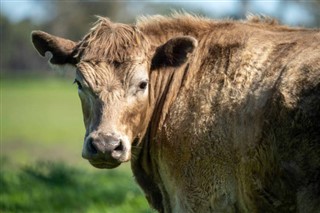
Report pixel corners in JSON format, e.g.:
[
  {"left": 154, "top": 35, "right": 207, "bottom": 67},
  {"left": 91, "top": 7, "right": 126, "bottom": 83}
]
[
  {"left": 134, "top": 16, "right": 320, "bottom": 213},
  {"left": 32, "top": 14, "right": 320, "bottom": 212}
]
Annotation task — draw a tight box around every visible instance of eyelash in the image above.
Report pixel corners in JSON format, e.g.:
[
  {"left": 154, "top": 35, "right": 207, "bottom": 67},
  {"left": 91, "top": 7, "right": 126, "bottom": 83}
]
[{"left": 73, "top": 79, "right": 82, "bottom": 90}]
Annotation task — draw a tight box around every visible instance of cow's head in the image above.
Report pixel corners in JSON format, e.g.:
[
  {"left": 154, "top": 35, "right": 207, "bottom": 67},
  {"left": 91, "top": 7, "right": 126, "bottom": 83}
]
[{"left": 31, "top": 17, "right": 197, "bottom": 169}]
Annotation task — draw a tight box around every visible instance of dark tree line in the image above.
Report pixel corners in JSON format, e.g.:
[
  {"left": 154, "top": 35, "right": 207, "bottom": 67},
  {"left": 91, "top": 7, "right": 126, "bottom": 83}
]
[{"left": 1, "top": 2, "right": 132, "bottom": 74}]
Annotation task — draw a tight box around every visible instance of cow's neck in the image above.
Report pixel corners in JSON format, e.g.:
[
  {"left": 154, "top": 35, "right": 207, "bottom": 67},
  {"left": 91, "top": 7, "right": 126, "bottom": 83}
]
[
  {"left": 148, "top": 62, "right": 190, "bottom": 138},
  {"left": 131, "top": 58, "right": 192, "bottom": 213},
  {"left": 131, "top": 19, "right": 203, "bottom": 212}
]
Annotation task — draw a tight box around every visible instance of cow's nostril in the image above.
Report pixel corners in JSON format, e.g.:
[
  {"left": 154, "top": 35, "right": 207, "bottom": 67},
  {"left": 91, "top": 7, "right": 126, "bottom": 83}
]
[
  {"left": 111, "top": 140, "right": 125, "bottom": 160},
  {"left": 114, "top": 141, "right": 124, "bottom": 151},
  {"left": 87, "top": 137, "right": 97, "bottom": 154}
]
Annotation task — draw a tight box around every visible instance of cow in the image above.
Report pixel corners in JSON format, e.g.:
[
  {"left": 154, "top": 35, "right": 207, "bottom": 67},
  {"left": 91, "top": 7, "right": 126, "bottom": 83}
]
[{"left": 31, "top": 13, "right": 320, "bottom": 212}]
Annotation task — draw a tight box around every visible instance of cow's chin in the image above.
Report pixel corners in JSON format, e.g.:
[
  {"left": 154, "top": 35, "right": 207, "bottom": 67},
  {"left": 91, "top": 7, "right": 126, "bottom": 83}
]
[{"left": 88, "top": 160, "right": 121, "bottom": 169}]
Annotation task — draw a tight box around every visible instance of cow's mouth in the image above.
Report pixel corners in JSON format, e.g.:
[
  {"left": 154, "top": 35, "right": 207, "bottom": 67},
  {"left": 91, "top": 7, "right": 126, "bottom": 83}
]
[{"left": 89, "top": 160, "right": 121, "bottom": 169}]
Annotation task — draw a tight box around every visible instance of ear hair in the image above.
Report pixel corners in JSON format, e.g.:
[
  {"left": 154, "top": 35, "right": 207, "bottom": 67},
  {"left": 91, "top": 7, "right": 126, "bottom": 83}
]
[
  {"left": 151, "top": 36, "right": 197, "bottom": 70},
  {"left": 31, "top": 30, "right": 77, "bottom": 65}
]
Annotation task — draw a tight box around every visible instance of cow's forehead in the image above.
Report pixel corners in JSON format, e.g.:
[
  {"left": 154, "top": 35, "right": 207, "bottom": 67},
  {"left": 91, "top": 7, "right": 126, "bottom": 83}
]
[
  {"left": 74, "top": 17, "right": 150, "bottom": 63},
  {"left": 76, "top": 59, "right": 149, "bottom": 91}
]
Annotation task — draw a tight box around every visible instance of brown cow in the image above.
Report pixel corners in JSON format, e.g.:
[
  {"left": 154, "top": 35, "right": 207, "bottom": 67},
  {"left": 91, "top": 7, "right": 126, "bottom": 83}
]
[{"left": 32, "top": 14, "right": 320, "bottom": 212}]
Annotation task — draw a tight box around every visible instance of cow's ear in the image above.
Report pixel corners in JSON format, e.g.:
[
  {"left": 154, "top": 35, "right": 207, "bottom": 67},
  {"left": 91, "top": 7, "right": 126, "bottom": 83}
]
[
  {"left": 151, "top": 36, "right": 198, "bottom": 70},
  {"left": 31, "top": 30, "right": 77, "bottom": 65}
]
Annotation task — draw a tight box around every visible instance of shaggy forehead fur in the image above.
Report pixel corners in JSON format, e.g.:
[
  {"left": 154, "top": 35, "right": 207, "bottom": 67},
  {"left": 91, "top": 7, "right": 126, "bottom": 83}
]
[{"left": 75, "top": 17, "right": 150, "bottom": 63}]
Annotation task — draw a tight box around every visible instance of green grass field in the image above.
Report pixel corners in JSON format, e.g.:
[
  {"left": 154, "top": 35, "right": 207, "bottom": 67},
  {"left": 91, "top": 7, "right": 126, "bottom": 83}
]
[{"left": 1, "top": 77, "right": 151, "bottom": 212}]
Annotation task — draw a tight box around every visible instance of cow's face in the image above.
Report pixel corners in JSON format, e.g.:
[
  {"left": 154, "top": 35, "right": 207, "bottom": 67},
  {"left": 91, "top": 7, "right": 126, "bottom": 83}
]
[
  {"left": 31, "top": 17, "right": 197, "bottom": 169},
  {"left": 75, "top": 59, "right": 150, "bottom": 168}
]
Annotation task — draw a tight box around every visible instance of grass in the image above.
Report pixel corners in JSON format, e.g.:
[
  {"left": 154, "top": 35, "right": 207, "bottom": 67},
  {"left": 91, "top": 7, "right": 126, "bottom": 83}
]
[
  {"left": 0, "top": 158, "right": 151, "bottom": 213},
  {"left": 0, "top": 76, "right": 152, "bottom": 212},
  {"left": 1, "top": 77, "right": 84, "bottom": 165}
]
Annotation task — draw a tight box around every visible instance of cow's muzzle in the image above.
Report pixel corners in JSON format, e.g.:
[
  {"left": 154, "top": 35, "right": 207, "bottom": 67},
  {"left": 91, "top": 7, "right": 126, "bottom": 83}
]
[{"left": 82, "top": 133, "right": 131, "bottom": 169}]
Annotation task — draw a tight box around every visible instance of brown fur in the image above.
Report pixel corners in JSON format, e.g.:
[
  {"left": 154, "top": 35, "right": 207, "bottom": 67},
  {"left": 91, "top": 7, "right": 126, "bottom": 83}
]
[
  {"left": 75, "top": 17, "right": 150, "bottom": 63},
  {"left": 32, "top": 14, "right": 320, "bottom": 213}
]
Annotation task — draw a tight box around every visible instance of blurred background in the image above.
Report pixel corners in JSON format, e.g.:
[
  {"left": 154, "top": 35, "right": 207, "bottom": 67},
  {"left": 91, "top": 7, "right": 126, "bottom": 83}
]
[{"left": 1, "top": 1, "right": 320, "bottom": 212}]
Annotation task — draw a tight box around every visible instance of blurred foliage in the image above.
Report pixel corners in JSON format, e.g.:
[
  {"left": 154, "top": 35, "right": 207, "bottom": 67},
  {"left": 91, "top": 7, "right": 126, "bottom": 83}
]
[
  {"left": 303, "top": 0, "right": 320, "bottom": 27},
  {"left": 42, "top": 1, "right": 130, "bottom": 40},
  {"left": 0, "top": 157, "right": 151, "bottom": 213},
  {"left": 1, "top": 15, "right": 47, "bottom": 74}
]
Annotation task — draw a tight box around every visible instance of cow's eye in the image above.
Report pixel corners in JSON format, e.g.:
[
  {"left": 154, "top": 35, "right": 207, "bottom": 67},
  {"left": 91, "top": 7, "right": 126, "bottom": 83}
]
[
  {"left": 112, "top": 60, "right": 121, "bottom": 68},
  {"left": 138, "top": 81, "right": 148, "bottom": 90},
  {"left": 73, "top": 79, "right": 82, "bottom": 90}
]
